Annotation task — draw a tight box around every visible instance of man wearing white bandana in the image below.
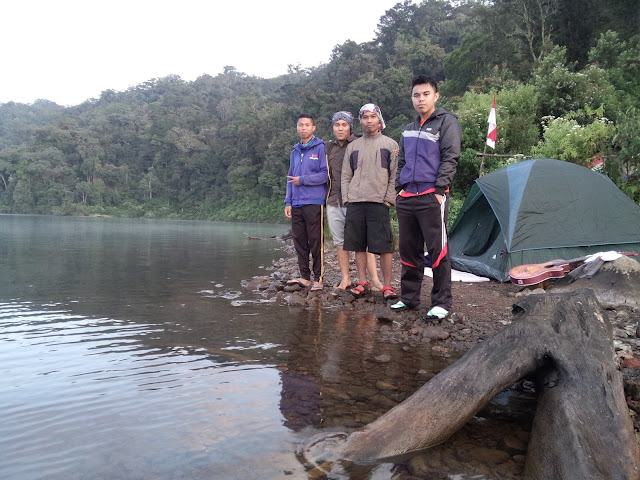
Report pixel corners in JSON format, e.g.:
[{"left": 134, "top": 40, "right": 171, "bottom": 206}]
[
  {"left": 325, "top": 111, "right": 383, "bottom": 292},
  {"left": 341, "top": 104, "right": 399, "bottom": 300}
]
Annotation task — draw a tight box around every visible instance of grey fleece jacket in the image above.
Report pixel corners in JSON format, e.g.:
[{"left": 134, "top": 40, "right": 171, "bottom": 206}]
[{"left": 341, "top": 131, "right": 398, "bottom": 206}]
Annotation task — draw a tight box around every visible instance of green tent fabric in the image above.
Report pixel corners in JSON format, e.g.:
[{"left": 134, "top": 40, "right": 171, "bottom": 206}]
[{"left": 448, "top": 158, "right": 640, "bottom": 281}]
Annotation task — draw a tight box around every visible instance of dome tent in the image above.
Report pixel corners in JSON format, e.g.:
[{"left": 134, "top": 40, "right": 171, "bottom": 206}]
[{"left": 448, "top": 158, "right": 640, "bottom": 282}]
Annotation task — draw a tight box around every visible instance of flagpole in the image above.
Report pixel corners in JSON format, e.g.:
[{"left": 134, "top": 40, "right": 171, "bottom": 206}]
[{"left": 479, "top": 143, "right": 487, "bottom": 177}]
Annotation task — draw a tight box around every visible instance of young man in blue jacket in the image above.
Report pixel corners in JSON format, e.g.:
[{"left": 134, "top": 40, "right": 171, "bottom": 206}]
[
  {"left": 391, "top": 75, "right": 462, "bottom": 320},
  {"left": 284, "top": 114, "right": 329, "bottom": 291}
]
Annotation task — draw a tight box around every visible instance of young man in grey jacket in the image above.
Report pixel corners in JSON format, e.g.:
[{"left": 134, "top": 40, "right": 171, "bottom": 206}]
[
  {"left": 341, "top": 104, "right": 399, "bottom": 300},
  {"left": 325, "top": 111, "right": 383, "bottom": 291}
]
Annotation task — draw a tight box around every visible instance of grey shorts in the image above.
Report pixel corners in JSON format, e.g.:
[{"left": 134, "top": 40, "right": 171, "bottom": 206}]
[{"left": 326, "top": 205, "right": 348, "bottom": 248}]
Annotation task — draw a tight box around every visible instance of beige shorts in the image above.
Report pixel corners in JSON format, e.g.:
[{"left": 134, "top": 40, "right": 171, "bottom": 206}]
[{"left": 326, "top": 204, "right": 348, "bottom": 248}]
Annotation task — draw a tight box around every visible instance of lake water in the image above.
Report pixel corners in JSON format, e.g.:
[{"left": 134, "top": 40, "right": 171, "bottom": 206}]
[{"left": 0, "top": 215, "right": 462, "bottom": 480}]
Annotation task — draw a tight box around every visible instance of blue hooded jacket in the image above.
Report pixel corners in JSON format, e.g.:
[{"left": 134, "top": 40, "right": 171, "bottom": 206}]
[{"left": 285, "top": 137, "right": 328, "bottom": 207}]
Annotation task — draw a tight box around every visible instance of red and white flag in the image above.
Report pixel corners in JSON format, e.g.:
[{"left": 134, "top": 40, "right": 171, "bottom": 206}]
[{"left": 486, "top": 95, "right": 497, "bottom": 149}]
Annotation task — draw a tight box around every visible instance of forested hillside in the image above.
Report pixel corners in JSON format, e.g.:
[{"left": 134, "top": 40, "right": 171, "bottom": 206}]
[{"left": 1, "top": 0, "right": 638, "bottom": 222}]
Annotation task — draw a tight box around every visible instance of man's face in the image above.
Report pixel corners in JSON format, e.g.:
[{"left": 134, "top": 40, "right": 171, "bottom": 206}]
[
  {"left": 333, "top": 119, "right": 351, "bottom": 142},
  {"left": 411, "top": 83, "right": 439, "bottom": 118},
  {"left": 297, "top": 117, "right": 315, "bottom": 143},
  {"left": 360, "top": 112, "right": 380, "bottom": 134}
]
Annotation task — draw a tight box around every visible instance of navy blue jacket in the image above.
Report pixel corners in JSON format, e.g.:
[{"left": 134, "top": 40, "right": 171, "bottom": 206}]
[{"left": 396, "top": 108, "right": 462, "bottom": 195}]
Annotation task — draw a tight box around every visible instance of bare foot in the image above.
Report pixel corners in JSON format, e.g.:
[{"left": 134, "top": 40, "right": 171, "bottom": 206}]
[
  {"left": 371, "top": 280, "right": 384, "bottom": 292},
  {"left": 336, "top": 280, "right": 352, "bottom": 291}
]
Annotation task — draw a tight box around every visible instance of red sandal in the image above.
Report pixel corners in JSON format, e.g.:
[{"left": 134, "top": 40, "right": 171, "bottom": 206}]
[
  {"left": 350, "top": 281, "right": 371, "bottom": 298},
  {"left": 381, "top": 286, "right": 398, "bottom": 300}
]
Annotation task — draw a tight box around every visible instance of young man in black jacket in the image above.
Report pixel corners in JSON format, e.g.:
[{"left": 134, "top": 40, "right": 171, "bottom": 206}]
[{"left": 391, "top": 75, "right": 462, "bottom": 320}]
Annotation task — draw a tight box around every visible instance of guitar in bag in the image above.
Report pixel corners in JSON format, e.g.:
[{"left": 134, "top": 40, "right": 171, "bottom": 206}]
[{"left": 509, "top": 252, "right": 638, "bottom": 286}]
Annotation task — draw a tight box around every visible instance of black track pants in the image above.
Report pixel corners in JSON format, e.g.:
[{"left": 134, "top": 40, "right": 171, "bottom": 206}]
[
  {"left": 291, "top": 204, "right": 324, "bottom": 282},
  {"left": 396, "top": 194, "right": 452, "bottom": 310}
]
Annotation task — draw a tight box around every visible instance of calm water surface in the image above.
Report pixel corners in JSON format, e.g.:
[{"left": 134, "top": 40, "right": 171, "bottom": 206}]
[{"left": 0, "top": 215, "right": 452, "bottom": 480}]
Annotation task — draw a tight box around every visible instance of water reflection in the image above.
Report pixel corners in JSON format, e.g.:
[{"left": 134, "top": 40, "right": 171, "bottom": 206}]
[
  {"left": 0, "top": 300, "right": 432, "bottom": 480},
  {"left": 279, "top": 308, "right": 430, "bottom": 479},
  {"left": 280, "top": 309, "right": 324, "bottom": 431},
  {"left": 279, "top": 308, "right": 448, "bottom": 434}
]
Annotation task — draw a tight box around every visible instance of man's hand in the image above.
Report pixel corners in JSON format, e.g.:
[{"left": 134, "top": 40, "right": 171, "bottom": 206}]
[
  {"left": 284, "top": 206, "right": 292, "bottom": 218},
  {"left": 287, "top": 176, "right": 301, "bottom": 186}
]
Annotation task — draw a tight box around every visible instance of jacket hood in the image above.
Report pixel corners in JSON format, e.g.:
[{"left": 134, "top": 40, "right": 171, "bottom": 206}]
[{"left": 295, "top": 136, "right": 324, "bottom": 151}]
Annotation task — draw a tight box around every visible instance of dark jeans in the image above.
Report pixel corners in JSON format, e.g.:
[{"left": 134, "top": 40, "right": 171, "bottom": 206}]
[{"left": 291, "top": 204, "right": 324, "bottom": 282}]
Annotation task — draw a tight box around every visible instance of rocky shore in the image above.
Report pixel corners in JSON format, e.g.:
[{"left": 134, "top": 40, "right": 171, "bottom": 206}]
[
  {"left": 245, "top": 243, "right": 521, "bottom": 349},
  {"left": 243, "top": 242, "right": 640, "bottom": 359}
]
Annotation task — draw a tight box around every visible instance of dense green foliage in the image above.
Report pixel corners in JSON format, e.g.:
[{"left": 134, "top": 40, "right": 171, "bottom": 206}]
[{"left": 1, "top": 0, "right": 638, "bottom": 222}]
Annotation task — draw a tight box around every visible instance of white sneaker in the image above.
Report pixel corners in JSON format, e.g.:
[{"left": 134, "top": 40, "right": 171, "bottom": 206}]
[
  {"left": 425, "top": 306, "right": 448, "bottom": 320},
  {"left": 390, "top": 301, "right": 409, "bottom": 311}
]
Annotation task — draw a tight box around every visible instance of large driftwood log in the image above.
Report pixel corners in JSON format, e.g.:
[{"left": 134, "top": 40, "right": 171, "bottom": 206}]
[{"left": 338, "top": 289, "right": 640, "bottom": 479}]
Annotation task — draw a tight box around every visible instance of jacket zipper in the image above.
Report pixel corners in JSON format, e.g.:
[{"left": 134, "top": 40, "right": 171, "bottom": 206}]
[{"left": 411, "top": 121, "right": 423, "bottom": 192}]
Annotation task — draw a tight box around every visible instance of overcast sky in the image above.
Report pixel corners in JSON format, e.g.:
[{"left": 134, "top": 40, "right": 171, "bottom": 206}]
[{"left": 1, "top": 0, "right": 402, "bottom": 106}]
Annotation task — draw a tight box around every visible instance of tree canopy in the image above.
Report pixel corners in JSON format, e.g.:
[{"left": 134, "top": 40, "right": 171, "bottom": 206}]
[{"left": 1, "top": 0, "right": 638, "bottom": 221}]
